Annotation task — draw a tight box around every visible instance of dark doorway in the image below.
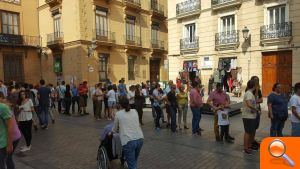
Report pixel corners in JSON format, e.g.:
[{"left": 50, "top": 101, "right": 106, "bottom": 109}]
[
  {"left": 150, "top": 59, "right": 160, "bottom": 82},
  {"left": 3, "top": 53, "right": 24, "bottom": 83}
]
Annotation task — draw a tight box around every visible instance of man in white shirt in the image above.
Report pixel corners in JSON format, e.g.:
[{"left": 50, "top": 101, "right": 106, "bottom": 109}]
[
  {"left": 0, "top": 80, "right": 7, "bottom": 98},
  {"left": 290, "top": 83, "right": 300, "bottom": 136},
  {"left": 56, "top": 81, "right": 66, "bottom": 114}
]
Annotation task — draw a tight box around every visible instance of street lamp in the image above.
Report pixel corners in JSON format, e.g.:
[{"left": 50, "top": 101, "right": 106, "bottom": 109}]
[{"left": 242, "top": 26, "right": 251, "bottom": 46}]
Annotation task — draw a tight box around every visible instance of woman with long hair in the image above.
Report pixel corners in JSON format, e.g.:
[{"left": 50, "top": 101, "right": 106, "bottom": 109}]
[
  {"left": 242, "top": 80, "right": 259, "bottom": 155},
  {"left": 17, "top": 90, "right": 34, "bottom": 152},
  {"left": 135, "top": 84, "right": 145, "bottom": 125},
  {"left": 267, "top": 83, "right": 288, "bottom": 137},
  {"left": 64, "top": 84, "right": 72, "bottom": 115},
  {"left": 113, "top": 97, "right": 144, "bottom": 169},
  {"left": 250, "top": 76, "right": 263, "bottom": 150}
]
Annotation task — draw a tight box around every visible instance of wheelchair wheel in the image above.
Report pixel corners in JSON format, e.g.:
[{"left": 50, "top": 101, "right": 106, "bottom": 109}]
[{"left": 97, "top": 146, "right": 109, "bottom": 169}]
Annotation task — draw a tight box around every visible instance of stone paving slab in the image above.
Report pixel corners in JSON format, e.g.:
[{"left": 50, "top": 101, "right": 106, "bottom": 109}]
[{"left": 12, "top": 99, "right": 292, "bottom": 169}]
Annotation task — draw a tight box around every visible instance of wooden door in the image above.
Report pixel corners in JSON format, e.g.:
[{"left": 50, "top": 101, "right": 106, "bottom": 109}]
[
  {"left": 262, "top": 51, "right": 292, "bottom": 97},
  {"left": 150, "top": 59, "right": 160, "bottom": 82},
  {"left": 278, "top": 51, "right": 292, "bottom": 94}
]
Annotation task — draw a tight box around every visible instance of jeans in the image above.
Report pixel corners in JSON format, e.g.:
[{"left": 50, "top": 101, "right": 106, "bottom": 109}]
[
  {"left": 123, "top": 139, "right": 144, "bottom": 169},
  {"left": 291, "top": 122, "right": 300, "bottom": 136},
  {"left": 0, "top": 140, "right": 19, "bottom": 169},
  {"left": 58, "top": 98, "right": 65, "bottom": 113},
  {"left": 191, "top": 107, "right": 201, "bottom": 134},
  {"left": 64, "top": 97, "right": 72, "bottom": 114},
  {"left": 39, "top": 106, "right": 49, "bottom": 126},
  {"left": 18, "top": 120, "right": 32, "bottom": 147},
  {"left": 169, "top": 106, "right": 177, "bottom": 132},
  {"left": 154, "top": 106, "right": 163, "bottom": 128},
  {"left": 71, "top": 96, "right": 79, "bottom": 113},
  {"left": 270, "top": 117, "right": 286, "bottom": 137},
  {"left": 220, "top": 125, "right": 229, "bottom": 140},
  {"left": 150, "top": 101, "right": 156, "bottom": 120},
  {"left": 178, "top": 104, "right": 188, "bottom": 126}
]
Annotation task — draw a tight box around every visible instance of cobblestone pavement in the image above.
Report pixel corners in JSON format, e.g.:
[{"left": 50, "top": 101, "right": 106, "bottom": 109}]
[{"left": 13, "top": 99, "right": 291, "bottom": 169}]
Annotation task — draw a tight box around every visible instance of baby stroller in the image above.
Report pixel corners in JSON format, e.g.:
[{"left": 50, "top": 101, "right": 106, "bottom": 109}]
[{"left": 97, "top": 122, "right": 127, "bottom": 169}]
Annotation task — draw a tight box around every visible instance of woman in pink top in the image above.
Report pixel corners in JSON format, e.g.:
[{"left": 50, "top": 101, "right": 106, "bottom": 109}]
[{"left": 189, "top": 82, "right": 203, "bottom": 135}]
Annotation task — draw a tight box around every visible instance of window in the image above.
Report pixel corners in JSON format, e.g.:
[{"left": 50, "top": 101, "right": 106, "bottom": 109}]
[
  {"left": 268, "top": 5, "right": 286, "bottom": 25},
  {"left": 184, "top": 23, "right": 196, "bottom": 42},
  {"left": 1, "top": 11, "right": 19, "bottom": 35},
  {"left": 220, "top": 15, "right": 235, "bottom": 33},
  {"left": 151, "top": 22, "right": 159, "bottom": 44},
  {"left": 126, "top": 16, "right": 135, "bottom": 41},
  {"left": 98, "top": 54, "right": 108, "bottom": 82},
  {"left": 96, "top": 7, "right": 108, "bottom": 37},
  {"left": 128, "top": 56, "right": 135, "bottom": 80},
  {"left": 52, "top": 10, "right": 61, "bottom": 38}
]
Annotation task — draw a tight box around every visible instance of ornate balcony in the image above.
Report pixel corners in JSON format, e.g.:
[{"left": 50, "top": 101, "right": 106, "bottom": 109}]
[
  {"left": 176, "top": 0, "right": 201, "bottom": 19},
  {"left": 215, "top": 30, "right": 239, "bottom": 51},
  {"left": 211, "top": 0, "right": 242, "bottom": 11},
  {"left": 125, "top": 35, "right": 142, "bottom": 48},
  {"left": 0, "top": 0, "right": 20, "bottom": 4},
  {"left": 150, "top": 1, "right": 166, "bottom": 19},
  {"left": 180, "top": 36, "right": 199, "bottom": 54},
  {"left": 94, "top": 30, "right": 116, "bottom": 46},
  {"left": 260, "top": 22, "right": 292, "bottom": 46},
  {"left": 45, "top": 0, "right": 62, "bottom": 8},
  {"left": 0, "top": 34, "right": 40, "bottom": 47},
  {"left": 47, "top": 32, "right": 64, "bottom": 50},
  {"left": 151, "top": 39, "right": 165, "bottom": 51},
  {"left": 124, "top": 0, "right": 141, "bottom": 11}
]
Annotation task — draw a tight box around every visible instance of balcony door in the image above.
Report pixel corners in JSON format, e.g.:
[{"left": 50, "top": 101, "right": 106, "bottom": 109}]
[
  {"left": 220, "top": 15, "right": 236, "bottom": 44},
  {"left": 126, "top": 16, "right": 135, "bottom": 42},
  {"left": 96, "top": 7, "right": 108, "bottom": 38},
  {"left": 98, "top": 53, "right": 108, "bottom": 82},
  {"left": 267, "top": 5, "right": 287, "bottom": 35},
  {"left": 1, "top": 11, "right": 19, "bottom": 35},
  {"left": 184, "top": 23, "right": 196, "bottom": 43},
  {"left": 151, "top": 22, "right": 159, "bottom": 46}
]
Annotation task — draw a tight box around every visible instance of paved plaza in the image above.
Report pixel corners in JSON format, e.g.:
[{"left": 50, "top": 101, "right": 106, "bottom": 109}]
[{"left": 13, "top": 98, "right": 292, "bottom": 169}]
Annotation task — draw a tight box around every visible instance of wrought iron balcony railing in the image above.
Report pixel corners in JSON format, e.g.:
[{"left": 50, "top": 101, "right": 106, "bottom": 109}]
[
  {"left": 94, "top": 30, "right": 116, "bottom": 43},
  {"left": 47, "top": 32, "right": 64, "bottom": 45},
  {"left": 212, "top": 0, "right": 235, "bottom": 5},
  {"left": 0, "top": 0, "right": 20, "bottom": 4},
  {"left": 176, "top": 0, "right": 201, "bottom": 16},
  {"left": 0, "top": 34, "right": 40, "bottom": 47},
  {"left": 151, "top": 39, "right": 165, "bottom": 50},
  {"left": 125, "top": 35, "right": 142, "bottom": 46},
  {"left": 215, "top": 30, "right": 239, "bottom": 45},
  {"left": 180, "top": 36, "right": 199, "bottom": 50},
  {"left": 260, "top": 22, "right": 292, "bottom": 40},
  {"left": 150, "top": 1, "right": 165, "bottom": 15},
  {"left": 124, "top": 0, "right": 141, "bottom": 7}
]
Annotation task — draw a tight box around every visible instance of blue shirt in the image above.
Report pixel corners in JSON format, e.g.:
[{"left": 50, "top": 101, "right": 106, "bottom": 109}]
[
  {"left": 38, "top": 86, "right": 51, "bottom": 107},
  {"left": 268, "top": 93, "right": 288, "bottom": 118},
  {"left": 71, "top": 88, "right": 78, "bottom": 97},
  {"left": 118, "top": 84, "right": 127, "bottom": 96}
]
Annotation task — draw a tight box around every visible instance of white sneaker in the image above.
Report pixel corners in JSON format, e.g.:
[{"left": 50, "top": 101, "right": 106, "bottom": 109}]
[{"left": 20, "top": 145, "right": 31, "bottom": 152}]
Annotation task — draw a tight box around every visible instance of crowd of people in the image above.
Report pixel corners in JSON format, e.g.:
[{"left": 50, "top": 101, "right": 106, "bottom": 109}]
[{"left": 1, "top": 75, "right": 300, "bottom": 168}]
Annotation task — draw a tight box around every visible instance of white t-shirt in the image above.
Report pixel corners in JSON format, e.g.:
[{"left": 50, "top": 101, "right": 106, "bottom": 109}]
[
  {"left": 218, "top": 109, "right": 230, "bottom": 126},
  {"left": 107, "top": 90, "right": 116, "bottom": 102},
  {"left": 127, "top": 91, "right": 135, "bottom": 104},
  {"left": 18, "top": 99, "right": 33, "bottom": 121},
  {"left": 290, "top": 95, "right": 300, "bottom": 123},
  {"left": 113, "top": 109, "right": 144, "bottom": 146},
  {"left": 142, "top": 89, "right": 148, "bottom": 97},
  {"left": 242, "top": 90, "right": 257, "bottom": 119}
]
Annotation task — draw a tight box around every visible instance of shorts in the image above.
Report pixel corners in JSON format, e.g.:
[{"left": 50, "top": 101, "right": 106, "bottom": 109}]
[
  {"left": 108, "top": 101, "right": 116, "bottom": 108},
  {"left": 79, "top": 95, "right": 87, "bottom": 107},
  {"left": 243, "top": 118, "right": 257, "bottom": 134}
]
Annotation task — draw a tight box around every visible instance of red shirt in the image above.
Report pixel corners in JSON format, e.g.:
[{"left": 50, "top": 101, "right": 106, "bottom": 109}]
[
  {"left": 189, "top": 88, "right": 203, "bottom": 108},
  {"left": 78, "top": 85, "right": 88, "bottom": 96},
  {"left": 208, "top": 90, "right": 229, "bottom": 107}
]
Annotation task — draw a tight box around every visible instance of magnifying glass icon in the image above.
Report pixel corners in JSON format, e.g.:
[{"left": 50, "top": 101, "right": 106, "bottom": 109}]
[{"left": 268, "top": 139, "right": 295, "bottom": 167}]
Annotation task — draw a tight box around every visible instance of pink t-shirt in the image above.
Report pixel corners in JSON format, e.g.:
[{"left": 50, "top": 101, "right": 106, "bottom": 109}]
[
  {"left": 189, "top": 88, "right": 203, "bottom": 108},
  {"left": 12, "top": 115, "right": 21, "bottom": 141},
  {"left": 208, "top": 91, "right": 229, "bottom": 107}
]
